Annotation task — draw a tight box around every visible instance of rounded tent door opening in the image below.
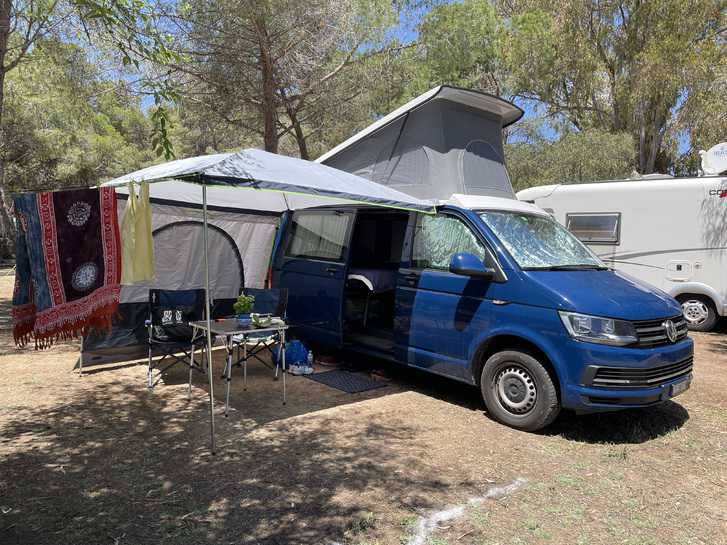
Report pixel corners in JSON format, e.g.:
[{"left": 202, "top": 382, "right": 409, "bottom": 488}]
[
  {"left": 152, "top": 220, "right": 244, "bottom": 300},
  {"left": 80, "top": 219, "right": 245, "bottom": 360}
]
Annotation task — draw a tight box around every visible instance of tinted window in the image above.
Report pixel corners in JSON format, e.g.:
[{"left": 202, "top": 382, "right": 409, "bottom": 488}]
[
  {"left": 566, "top": 213, "right": 620, "bottom": 244},
  {"left": 412, "top": 214, "right": 486, "bottom": 270},
  {"left": 286, "top": 212, "right": 352, "bottom": 261}
]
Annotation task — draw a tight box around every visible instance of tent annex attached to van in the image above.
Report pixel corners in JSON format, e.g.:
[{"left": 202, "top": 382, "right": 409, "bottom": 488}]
[
  {"left": 84, "top": 149, "right": 435, "bottom": 364},
  {"left": 317, "top": 85, "right": 523, "bottom": 201},
  {"left": 81, "top": 195, "right": 279, "bottom": 364}
]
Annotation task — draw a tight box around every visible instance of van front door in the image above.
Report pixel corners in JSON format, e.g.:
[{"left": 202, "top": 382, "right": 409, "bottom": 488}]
[
  {"left": 273, "top": 210, "right": 354, "bottom": 347},
  {"left": 396, "top": 211, "right": 496, "bottom": 381}
]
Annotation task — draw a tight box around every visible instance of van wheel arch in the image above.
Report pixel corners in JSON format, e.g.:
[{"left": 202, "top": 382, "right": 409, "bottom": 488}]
[{"left": 472, "top": 335, "right": 561, "bottom": 399}]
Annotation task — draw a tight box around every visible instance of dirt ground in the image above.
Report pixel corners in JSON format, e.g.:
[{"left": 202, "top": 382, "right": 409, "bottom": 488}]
[{"left": 0, "top": 271, "right": 725, "bottom": 545}]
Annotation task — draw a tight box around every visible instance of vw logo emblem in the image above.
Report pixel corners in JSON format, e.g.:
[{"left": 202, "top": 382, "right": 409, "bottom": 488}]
[{"left": 663, "top": 320, "right": 677, "bottom": 343}]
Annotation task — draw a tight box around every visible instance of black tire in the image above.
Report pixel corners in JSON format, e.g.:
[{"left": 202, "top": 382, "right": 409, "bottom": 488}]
[
  {"left": 480, "top": 350, "right": 560, "bottom": 432},
  {"left": 677, "top": 295, "right": 718, "bottom": 332}
]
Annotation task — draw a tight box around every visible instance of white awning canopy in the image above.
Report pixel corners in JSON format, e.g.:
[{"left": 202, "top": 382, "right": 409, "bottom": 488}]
[{"left": 102, "top": 148, "right": 436, "bottom": 213}]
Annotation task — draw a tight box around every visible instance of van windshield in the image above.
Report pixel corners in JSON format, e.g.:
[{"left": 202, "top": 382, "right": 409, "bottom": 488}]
[{"left": 479, "top": 211, "right": 606, "bottom": 270}]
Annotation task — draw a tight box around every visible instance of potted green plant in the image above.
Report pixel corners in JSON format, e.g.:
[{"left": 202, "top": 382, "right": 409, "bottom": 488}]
[{"left": 233, "top": 294, "right": 255, "bottom": 325}]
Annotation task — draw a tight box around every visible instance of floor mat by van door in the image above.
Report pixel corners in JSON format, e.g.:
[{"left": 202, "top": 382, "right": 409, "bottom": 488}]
[{"left": 304, "top": 370, "right": 388, "bottom": 394}]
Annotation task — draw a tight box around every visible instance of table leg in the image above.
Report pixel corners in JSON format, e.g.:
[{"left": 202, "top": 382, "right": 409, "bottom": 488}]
[
  {"left": 189, "top": 341, "right": 195, "bottom": 398},
  {"left": 224, "top": 335, "right": 232, "bottom": 417},
  {"left": 243, "top": 339, "right": 247, "bottom": 391},
  {"left": 281, "top": 328, "right": 286, "bottom": 406},
  {"left": 274, "top": 337, "right": 279, "bottom": 381}
]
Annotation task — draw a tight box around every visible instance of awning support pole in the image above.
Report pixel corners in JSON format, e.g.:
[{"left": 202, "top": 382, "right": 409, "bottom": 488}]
[{"left": 202, "top": 183, "right": 216, "bottom": 454}]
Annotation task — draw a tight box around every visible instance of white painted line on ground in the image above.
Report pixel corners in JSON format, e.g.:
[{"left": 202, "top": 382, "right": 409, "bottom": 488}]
[
  {"left": 407, "top": 477, "right": 527, "bottom": 545},
  {"left": 328, "top": 477, "right": 527, "bottom": 545}
]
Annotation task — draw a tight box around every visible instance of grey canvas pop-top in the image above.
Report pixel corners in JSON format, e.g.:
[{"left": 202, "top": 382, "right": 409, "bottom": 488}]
[{"left": 316, "top": 86, "right": 524, "bottom": 201}]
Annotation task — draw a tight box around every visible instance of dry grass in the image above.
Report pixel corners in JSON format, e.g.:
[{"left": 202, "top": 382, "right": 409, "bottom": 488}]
[{"left": 0, "top": 270, "right": 725, "bottom": 545}]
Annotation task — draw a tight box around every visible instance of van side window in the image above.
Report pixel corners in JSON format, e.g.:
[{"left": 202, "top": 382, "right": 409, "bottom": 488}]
[
  {"left": 412, "top": 214, "right": 486, "bottom": 270},
  {"left": 565, "top": 213, "right": 620, "bottom": 244},
  {"left": 286, "top": 212, "right": 352, "bottom": 261}
]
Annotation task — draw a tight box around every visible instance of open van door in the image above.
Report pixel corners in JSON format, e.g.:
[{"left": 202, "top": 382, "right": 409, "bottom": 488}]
[{"left": 272, "top": 210, "right": 354, "bottom": 347}]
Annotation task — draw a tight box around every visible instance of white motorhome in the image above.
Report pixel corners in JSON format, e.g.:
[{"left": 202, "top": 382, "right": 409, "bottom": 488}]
[{"left": 517, "top": 176, "right": 727, "bottom": 331}]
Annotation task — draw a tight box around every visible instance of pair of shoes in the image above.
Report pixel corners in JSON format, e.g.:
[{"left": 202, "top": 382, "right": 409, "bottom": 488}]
[{"left": 289, "top": 364, "right": 313, "bottom": 375}]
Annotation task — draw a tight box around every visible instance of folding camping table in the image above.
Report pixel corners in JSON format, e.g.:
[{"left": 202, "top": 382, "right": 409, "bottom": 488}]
[{"left": 189, "top": 318, "right": 288, "bottom": 417}]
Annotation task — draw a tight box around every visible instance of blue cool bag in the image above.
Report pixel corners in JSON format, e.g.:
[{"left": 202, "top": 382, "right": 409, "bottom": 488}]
[{"left": 272, "top": 339, "right": 308, "bottom": 365}]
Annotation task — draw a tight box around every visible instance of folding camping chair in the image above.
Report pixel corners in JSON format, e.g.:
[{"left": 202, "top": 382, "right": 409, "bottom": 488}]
[
  {"left": 229, "top": 288, "right": 288, "bottom": 388},
  {"left": 146, "top": 288, "right": 208, "bottom": 392}
]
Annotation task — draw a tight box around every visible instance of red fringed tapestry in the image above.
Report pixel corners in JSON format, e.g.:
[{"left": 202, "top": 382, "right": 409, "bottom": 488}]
[{"left": 12, "top": 187, "right": 121, "bottom": 348}]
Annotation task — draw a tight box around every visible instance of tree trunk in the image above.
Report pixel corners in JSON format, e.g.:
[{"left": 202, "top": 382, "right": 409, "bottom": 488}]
[
  {"left": 637, "top": 101, "right": 668, "bottom": 175},
  {"left": 0, "top": 73, "right": 18, "bottom": 259},
  {"left": 0, "top": 0, "right": 16, "bottom": 258},
  {"left": 286, "top": 102, "right": 309, "bottom": 160},
  {"left": 255, "top": 18, "right": 278, "bottom": 154},
  {"left": 638, "top": 105, "right": 647, "bottom": 174}
]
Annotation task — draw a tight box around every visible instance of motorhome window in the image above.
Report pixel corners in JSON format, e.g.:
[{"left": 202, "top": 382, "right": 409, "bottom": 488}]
[
  {"left": 412, "top": 214, "right": 486, "bottom": 269},
  {"left": 566, "top": 213, "right": 620, "bottom": 244},
  {"left": 480, "top": 211, "right": 603, "bottom": 269},
  {"left": 286, "top": 212, "right": 352, "bottom": 261}
]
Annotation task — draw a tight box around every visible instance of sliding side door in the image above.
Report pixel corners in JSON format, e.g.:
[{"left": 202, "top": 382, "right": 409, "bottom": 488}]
[{"left": 273, "top": 210, "right": 354, "bottom": 347}]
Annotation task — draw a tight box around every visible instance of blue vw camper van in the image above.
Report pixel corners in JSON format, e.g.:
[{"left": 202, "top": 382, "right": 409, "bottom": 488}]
[{"left": 271, "top": 194, "right": 693, "bottom": 431}]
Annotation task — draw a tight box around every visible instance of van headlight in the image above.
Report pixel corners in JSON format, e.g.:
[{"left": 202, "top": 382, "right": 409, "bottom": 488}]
[{"left": 558, "top": 311, "right": 637, "bottom": 346}]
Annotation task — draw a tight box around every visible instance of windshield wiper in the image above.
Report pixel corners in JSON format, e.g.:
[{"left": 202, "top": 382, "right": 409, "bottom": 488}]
[{"left": 534, "top": 264, "right": 609, "bottom": 271}]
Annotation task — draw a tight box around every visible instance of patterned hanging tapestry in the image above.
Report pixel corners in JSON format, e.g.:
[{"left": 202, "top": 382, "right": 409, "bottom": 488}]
[{"left": 12, "top": 187, "right": 121, "bottom": 348}]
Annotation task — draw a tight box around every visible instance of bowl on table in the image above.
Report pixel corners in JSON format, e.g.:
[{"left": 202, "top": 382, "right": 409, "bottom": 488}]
[{"left": 250, "top": 313, "right": 273, "bottom": 328}]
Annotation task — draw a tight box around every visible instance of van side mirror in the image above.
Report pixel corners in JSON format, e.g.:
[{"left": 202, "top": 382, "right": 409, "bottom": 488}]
[{"left": 449, "top": 253, "right": 495, "bottom": 279}]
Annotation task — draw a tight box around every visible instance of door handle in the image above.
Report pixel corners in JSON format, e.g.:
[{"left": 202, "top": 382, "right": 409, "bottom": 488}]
[
  {"left": 402, "top": 272, "right": 418, "bottom": 285},
  {"left": 325, "top": 266, "right": 337, "bottom": 274}
]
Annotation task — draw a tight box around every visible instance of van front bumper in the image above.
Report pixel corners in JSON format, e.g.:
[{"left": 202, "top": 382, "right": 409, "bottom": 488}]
[{"left": 559, "top": 337, "right": 694, "bottom": 412}]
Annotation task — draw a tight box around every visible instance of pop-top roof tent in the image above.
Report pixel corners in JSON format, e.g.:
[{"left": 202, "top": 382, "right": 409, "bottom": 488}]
[{"left": 316, "top": 85, "right": 524, "bottom": 201}]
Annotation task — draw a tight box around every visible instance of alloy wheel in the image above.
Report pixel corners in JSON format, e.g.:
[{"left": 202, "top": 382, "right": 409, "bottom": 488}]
[{"left": 682, "top": 299, "right": 708, "bottom": 326}]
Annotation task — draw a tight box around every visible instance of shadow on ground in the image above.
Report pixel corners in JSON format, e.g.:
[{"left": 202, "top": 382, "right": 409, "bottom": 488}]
[
  {"left": 0, "top": 373, "right": 449, "bottom": 545},
  {"left": 543, "top": 401, "right": 689, "bottom": 444},
  {"left": 345, "top": 350, "right": 690, "bottom": 445},
  {"left": 0, "top": 338, "right": 694, "bottom": 544},
  {"left": 700, "top": 320, "right": 727, "bottom": 354}
]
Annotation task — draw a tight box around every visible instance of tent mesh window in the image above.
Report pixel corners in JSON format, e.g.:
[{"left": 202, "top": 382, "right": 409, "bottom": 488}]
[{"left": 461, "top": 140, "right": 512, "bottom": 198}]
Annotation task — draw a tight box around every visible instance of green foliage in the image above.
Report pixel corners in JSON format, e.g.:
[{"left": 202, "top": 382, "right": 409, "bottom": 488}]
[
  {"left": 507, "top": 10, "right": 557, "bottom": 94},
  {"left": 233, "top": 294, "right": 255, "bottom": 315},
  {"left": 417, "top": 0, "right": 502, "bottom": 89},
  {"left": 172, "top": 0, "right": 401, "bottom": 158},
  {"left": 0, "top": 0, "right": 724, "bottom": 197},
  {"left": 506, "top": 130, "right": 635, "bottom": 191},
  {"left": 500, "top": 0, "right": 727, "bottom": 173},
  {"left": 2, "top": 41, "right": 155, "bottom": 191},
  {"left": 70, "top": 0, "right": 181, "bottom": 159},
  {"left": 0, "top": 0, "right": 180, "bottom": 180}
]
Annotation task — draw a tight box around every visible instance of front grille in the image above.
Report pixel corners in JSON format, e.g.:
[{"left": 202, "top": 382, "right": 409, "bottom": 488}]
[
  {"left": 590, "top": 356, "right": 693, "bottom": 388},
  {"left": 632, "top": 315, "right": 689, "bottom": 347}
]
